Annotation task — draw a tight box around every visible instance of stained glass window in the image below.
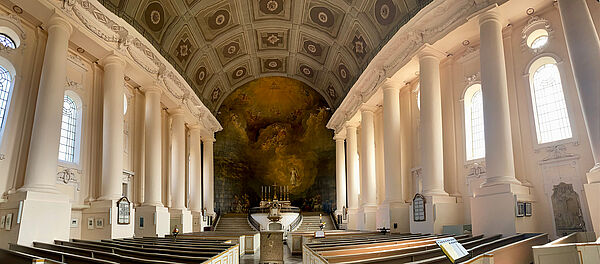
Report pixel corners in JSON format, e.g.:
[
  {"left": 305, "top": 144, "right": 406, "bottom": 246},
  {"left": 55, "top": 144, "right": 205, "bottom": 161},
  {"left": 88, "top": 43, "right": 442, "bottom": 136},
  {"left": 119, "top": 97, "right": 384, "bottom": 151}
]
[
  {"left": 59, "top": 95, "right": 78, "bottom": 163},
  {"left": 531, "top": 62, "right": 572, "bottom": 144},
  {"left": 0, "top": 34, "right": 15, "bottom": 49},
  {"left": 465, "top": 84, "right": 485, "bottom": 160},
  {"left": 0, "top": 66, "right": 12, "bottom": 132}
]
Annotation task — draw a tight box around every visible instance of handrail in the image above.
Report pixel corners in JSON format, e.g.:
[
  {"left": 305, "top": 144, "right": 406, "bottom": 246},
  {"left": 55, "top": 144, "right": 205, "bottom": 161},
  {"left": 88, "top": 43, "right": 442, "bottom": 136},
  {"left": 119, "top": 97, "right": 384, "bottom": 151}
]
[
  {"left": 330, "top": 212, "right": 340, "bottom": 230},
  {"left": 248, "top": 213, "right": 260, "bottom": 231},
  {"left": 210, "top": 213, "right": 220, "bottom": 231},
  {"left": 289, "top": 214, "right": 303, "bottom": 232},
  {"left": 249, "top": 206, "right": 300, "bottom": 214}
]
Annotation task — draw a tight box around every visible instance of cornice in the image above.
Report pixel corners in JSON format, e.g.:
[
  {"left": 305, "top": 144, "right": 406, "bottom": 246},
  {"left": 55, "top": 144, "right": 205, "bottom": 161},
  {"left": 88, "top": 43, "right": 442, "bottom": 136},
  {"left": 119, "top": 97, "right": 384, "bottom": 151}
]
[
  {"left": 52, "top": 0, "right": 222, "bottom": 133},
  {"left": 327, "top": 0, "right": 501, "bottom": 132}
]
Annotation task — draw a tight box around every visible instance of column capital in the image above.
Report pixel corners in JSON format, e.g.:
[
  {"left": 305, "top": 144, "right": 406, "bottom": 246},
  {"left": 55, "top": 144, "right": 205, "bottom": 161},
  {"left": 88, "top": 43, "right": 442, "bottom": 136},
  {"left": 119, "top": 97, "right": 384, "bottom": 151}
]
[
  {"left": 141, "top": 85, "right": 162, "bottom": 95},
  {"left": 333, "top": 132, "right": 346, "bottom": 141},
  {"left": 100, "top": 52, "right": 126, "bottom": 68},
  {"left": 360, "top": 104, "right": 378, "bottom": 113},
  {"left": 477, "top": 6, "right": 503, "bottom": 26},
  {"left": 345, "top": 121, "right": 360, "bottom": 129},
  {"left": 417, "top": 44, "right": 446, "bottom": 61},
  {"left": 46, "top": 14, "right": 73, "bottom": 36},
  {"left": 188, "top": 123, "right": 202, "bottom": 132},
  {"left": 202, "top": 135, "right": 216, "bottom": 143},
  {"left": 380, "top": 78, "right": 403, "bottom": 91},
  {"left": 168, "top": 107, "right": 185, "bottom": 117}
]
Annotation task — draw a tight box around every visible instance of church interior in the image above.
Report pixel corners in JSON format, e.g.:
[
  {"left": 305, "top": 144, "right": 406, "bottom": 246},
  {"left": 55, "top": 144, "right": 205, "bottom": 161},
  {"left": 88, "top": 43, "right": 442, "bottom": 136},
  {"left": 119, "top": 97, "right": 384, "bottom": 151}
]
[{"left": 0, "top": 0, "right": 598, "bottom": 263}]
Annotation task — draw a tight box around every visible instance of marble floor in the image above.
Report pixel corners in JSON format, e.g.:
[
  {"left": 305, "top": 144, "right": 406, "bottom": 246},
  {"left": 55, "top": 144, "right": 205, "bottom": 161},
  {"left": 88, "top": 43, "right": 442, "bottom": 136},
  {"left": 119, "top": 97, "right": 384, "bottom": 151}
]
[{"left": 240, "top": 244, "right": 302, "bottom": 264}]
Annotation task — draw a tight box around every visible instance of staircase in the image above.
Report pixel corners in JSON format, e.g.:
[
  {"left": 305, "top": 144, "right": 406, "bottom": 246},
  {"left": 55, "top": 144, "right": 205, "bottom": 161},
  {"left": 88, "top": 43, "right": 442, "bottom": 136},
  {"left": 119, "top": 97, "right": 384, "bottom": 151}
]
[
  {"left": 214, "top": 214, "right": 256, "bottom": 232},
  {"left": 296, "top": 212, "right": 335, "bottom": 232}
]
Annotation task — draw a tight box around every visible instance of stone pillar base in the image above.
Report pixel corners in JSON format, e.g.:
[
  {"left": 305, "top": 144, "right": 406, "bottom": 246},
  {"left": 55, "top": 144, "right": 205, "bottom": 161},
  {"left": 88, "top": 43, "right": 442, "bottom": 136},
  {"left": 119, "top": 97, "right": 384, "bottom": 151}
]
[
  {"left": 584, "top": 169, "right": 600, "bottom": 238},
  {"left": 376, "top": 204, "right": 390, "bottom": 230},
  {"left": 471, "top": 183, "right": 534, "bottom": 236},
  {"left": 410, "top": 196, "right": 463, "bottom": 234},
  {"left": 347, "top": 208, "right": 360, "bottom": 230},
  {"left": 191, "top": 211, "right": 205, "bottom": 233},
  {"left": 169, "top": 208, "right": 193, "bottom": 234},
  {"left": 0, "top": 191, "right": 71, "bottom": 249},
  {"left": 82, "top": 199, "right": 135, "bottom": 240},
  {"left": 389, "top": 202, "right": 410, "bottom": 233},
  {"left": 360, "top": 205, "right": 377, "bottom": 231},
  {"left": 135, "top": 205, "right": 170, "bottom": 237}
]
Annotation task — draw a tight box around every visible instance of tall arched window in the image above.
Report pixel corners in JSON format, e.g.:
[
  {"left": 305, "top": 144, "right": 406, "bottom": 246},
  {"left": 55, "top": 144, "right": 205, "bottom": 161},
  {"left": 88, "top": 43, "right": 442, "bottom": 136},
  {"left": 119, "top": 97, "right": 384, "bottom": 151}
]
[
  {"left": 0, "top": 65, "right": 12, "bottom": 133},
  {"left": 464, "top": 84, "right": 485, "bottom": 160},
  {"left": 59, "top": 93, "right": 82, "bottom": 163},
  {"left": 528, "top": 57, "right": 572, "bottom": 144}
]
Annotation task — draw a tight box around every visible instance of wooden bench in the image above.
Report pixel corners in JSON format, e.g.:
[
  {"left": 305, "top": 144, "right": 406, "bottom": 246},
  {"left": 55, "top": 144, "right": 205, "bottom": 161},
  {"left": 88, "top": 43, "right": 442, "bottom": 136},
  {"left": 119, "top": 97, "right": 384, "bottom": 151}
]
[
  {"left": 0, "top": 247, "right": 61, "bottom": 264},
  {"left": 9, "top": 244, "right": 117, "bottom": 264}
]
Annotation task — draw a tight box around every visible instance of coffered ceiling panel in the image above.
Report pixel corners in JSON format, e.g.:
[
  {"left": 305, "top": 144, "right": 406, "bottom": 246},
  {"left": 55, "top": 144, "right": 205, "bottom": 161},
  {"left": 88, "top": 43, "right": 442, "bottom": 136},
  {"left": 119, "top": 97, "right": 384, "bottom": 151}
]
[{"left": 100, "top": 0, "right": 432, "bottom": 111}]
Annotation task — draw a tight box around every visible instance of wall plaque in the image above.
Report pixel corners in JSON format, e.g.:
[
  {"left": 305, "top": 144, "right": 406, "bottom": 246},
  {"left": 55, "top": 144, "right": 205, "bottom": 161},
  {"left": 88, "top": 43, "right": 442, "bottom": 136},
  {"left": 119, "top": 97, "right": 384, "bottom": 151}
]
[
  {"left": 413, "top": 194, "right": 426, "bottom": 222},
  {"left": 117, "top": 196, "right": 131, "bottom": 225}
]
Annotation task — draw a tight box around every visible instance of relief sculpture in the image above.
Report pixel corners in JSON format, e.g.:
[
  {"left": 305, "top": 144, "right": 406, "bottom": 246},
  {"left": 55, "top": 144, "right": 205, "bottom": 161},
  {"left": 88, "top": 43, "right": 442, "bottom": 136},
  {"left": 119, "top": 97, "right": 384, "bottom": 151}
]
[{"left": 551, "top": 182, "right": 586, "bottom": 236}]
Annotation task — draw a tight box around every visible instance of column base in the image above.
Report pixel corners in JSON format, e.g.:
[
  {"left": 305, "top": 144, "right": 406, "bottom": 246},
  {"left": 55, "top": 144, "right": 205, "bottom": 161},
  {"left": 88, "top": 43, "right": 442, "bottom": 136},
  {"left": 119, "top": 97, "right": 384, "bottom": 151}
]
[
  {"left": 410, "top": 195, "right": 463, "bottom": 234},
  {"left": 359, "top": 204, "right": 377, "bottom": 231},
  {"left": 347, "top": 208, "right": 360, "bottom": 230},
  {"left": 82, "top": 199, "right": 135, "bottom": 240},
  {"left": 134, "top": 205, "right": 170, "bottom": 237},
  {"left": 0, "top": 191, "right": 71, "bottom": 249},
  {"left": 584, "top": 169, "right": 600, "bottom": 238},
  {"left": 192, "top": 211, "right": 205, "bottom": 233},
  {"left": 169, "top": 208, "right": 193, "bottom": 234},
  {"left": 388, "top": 201, "right": 410, "bottom": 233},
  {"left": 376, "top": 204, "right": 390, "bottom": 230},
  {"left": 471, "top": 183, "right": 534, "bottom": 236}
]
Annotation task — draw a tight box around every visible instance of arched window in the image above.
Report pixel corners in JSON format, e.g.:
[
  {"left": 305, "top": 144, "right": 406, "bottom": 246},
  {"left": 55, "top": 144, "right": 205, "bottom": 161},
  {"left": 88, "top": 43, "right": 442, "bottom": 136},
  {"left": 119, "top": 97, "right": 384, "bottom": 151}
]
[
  {"left": 0, "top": 33, "right": 16, "bottom": 49},
  {"left": 0, "top": 65, "right": 12, "bottom": 132},
  {"left": 416, "top": 89, "right": 421, "bottom": 110},
  {"left": 464, "top": 84, "right": 485, "bottom": 160},
  {"left": 529, "top": 57, "right": 572, "bottom": 144},
  {"left": 59, "top": 93, "right": 82, "bottom": 163}
]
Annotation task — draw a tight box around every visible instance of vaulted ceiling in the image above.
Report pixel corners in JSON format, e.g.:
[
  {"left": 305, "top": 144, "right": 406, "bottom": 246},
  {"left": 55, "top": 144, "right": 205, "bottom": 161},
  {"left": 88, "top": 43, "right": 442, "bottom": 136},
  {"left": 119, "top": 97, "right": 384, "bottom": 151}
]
[{"left": 100, "top": 0, "right": 430, "bottom": 112}]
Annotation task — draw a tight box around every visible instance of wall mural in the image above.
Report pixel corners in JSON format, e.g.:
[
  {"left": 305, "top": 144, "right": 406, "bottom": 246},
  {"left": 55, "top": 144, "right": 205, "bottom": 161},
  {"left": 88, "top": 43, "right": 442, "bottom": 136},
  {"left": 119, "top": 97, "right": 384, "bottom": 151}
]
[{"left": 214, "top": 77, "right": 335, "bottom": 213}]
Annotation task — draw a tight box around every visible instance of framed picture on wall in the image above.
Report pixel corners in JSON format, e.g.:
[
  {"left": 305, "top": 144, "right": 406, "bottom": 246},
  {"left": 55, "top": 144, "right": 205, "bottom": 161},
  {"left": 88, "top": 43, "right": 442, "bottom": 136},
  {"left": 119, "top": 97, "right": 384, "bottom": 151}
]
[
  {"left": 96, "top": 218, "right": 104, "bottom": 229},
  {"left": 70, "top": 218, "right": 79, "bottom": 228},
  {"left": 5, "top": 213, "right": 12, "bottom": 231},
  {"left": 0, "top": 215, "right": 5, "bottom": 229},
  {"left": 87, "top": 217, "right": 94, "bottom": 230},
  {"left": 516, "top": 202, "right": 525, "bottom": 217},
  {"left": 139, "top": 216, "right": 144, "bottom": 228},
  {"left": 117, "top": 197, "right": 130, "bottom": 225},
  {"left": 525, "top": 202, "right": 532, "bottom": 217}
]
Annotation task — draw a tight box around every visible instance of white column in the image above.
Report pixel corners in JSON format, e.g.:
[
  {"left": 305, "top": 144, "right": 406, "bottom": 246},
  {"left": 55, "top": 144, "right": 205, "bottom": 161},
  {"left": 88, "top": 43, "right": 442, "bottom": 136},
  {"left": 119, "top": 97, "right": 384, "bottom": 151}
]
[
  {"left": 382, "top": 79, "right": 403, "bottom": 203},
  {"left": 334, "top": 132, "right": 347, "bottom": 215},
  {"left": 557, "top": 0, "right": 600, "bottom": 176},
  {"left": 360, "top": 106, "right": 377, "bottom": 207},
  {"left": 188, "top": 125, "right": 203, "bottom": 212},
  {"left": 203, "top": 134, "right": 215, "bottom": 215},
  {"left": 346, "top": 124, "right": 359, "bottom": 210},
  {"left": 99, "top": 54, "right": 126, "bottom": 201},
  {"left": 21, "top": 15, "right": 72, "bottom": 192},
  {"left": 478, "top": 9, "right": 519, "bottom": 186},
  {"left": 142, "top": 86, "right": 163, "bottom": 206},
  {"left": 169, "top": 108, "right": 186, "bottom": 210},
  {"left": 418, "top": 45, "right": 449, "bottom": 197}
]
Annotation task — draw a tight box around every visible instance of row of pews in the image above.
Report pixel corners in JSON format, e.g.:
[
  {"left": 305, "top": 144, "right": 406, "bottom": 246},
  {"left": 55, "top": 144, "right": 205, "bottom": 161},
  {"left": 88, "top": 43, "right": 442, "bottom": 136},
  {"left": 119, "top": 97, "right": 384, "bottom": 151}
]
[
  {"left": 2, "top": 237, "right": 240, "bottom": 264},
  {"left": 303, "top": 232, "right": 548, "bottom": 263}
]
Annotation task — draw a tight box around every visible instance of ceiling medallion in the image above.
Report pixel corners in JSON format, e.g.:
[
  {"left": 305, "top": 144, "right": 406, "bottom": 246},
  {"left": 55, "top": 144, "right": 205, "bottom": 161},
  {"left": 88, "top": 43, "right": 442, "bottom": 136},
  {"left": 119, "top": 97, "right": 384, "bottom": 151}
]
[
  {"left": 462, "top": 40, "right": 470, "bottom": 46},
  {"left": 300, "top": 65, "right": 313, "bottom": 77},
  {"left": 352, "top": 35, "right": 367, "bottom": 58},
  {"left": 328, "top": 85, "right": 337, "bottom": 100},
  {"left": 144, "top": 2, "right": 164, "bottom": 31},
  {"left": 232, "top": 67, "right": 247, "bottom": 79},
  {"left": 209, "top": 10, "right": 231, "bottom": 30},
  {"left": 12, "top": 6, "right": 23, "bottom": 14},
  {"left": 196, "top": 67, "right": 208, "bottom": 85},
  {"left": 211, "top": 87, "right": 221, "bottom": 103},
  {"left": 223, "top": 42, "right": 240, "bottom": 58},
  {"left": 310, "top": 7, "right": 335, "bottom": 27},
  {"left": 338, "top": 64, "right": 350, "bottom": 83},
  {"left": 526, "top": 8, "right": 535, "bottom": 16},
  {"left": 303, "top": 40, "right": 322, "bottom": 56},
  {"left": 375, "top": 0, "right": 396, "bottom": 25},
  {"left": 260, "top": 0, "right": 284, "bottom": 14},
  {"left": 76, "top": 47, "right": 85, "bottom": 53}
]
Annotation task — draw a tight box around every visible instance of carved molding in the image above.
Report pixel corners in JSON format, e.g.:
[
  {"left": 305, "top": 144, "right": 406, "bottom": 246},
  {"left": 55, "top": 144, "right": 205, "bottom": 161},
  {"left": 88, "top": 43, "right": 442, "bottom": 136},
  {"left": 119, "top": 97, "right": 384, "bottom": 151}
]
[
  {"left": 465, "top": 161, "right": 486, "bottom": 179},
  {"left": 465, "top": 72, "right": 481, "bottom": 87},
  {"left": 56, "top": 167, "right": 81, "bottom": 191},
  {"left": 539, "top": 143, "right": 579, "bottom": 164},
  {"left": 521, "top": 15, "right": 554, "bottom": 55}
]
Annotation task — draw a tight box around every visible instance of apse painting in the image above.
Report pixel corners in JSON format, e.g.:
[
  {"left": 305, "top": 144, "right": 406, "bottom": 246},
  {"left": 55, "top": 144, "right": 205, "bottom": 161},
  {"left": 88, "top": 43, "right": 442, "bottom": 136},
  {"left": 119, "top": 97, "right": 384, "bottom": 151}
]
[{"left": 214, "top": 77, "right": 335, "bottom": 213}]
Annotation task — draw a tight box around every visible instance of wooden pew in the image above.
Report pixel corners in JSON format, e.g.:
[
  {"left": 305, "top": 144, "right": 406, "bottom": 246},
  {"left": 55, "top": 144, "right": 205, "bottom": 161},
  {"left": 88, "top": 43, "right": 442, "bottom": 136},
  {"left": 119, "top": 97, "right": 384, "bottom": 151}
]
[
  {"left": 0, "top": 247, "right": 61, "bottom": 264},
  {"left": 9, "top": 244, "right": 116, "bottom": 264},
  {"left": 34, "top": 242, "right": 181, "bottom": 264}
]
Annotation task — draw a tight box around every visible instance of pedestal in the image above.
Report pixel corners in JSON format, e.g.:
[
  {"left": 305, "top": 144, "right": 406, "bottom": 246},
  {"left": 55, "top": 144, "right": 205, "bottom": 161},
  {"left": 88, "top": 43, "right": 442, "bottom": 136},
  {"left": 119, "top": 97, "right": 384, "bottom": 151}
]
[
  {"left": 347, "top": 208, "right": 359, "bottom": 230},
  {"left": 134, "top": 205, "right": 170, "bottom": 237},
  {"left": 82, "top": 199, "right": 135, "bottom": 240},
  {"left": 360, "top": 205, "right": 377, "bottom": 231},
  {"left": 389, "top": 202, "right": 410, "bottom": 233},
  {"left": 376, "top": 204, "right": 390, "bottom": 230},
  {"left": 192, "top": 211, "right": 205, "bottom": 233},
  {"left": 169, "top": 208, "right": 193, "bottom": 234},
  {"left": 471, "top": 183, "right": 534, "bottom": 236},
  {"left": 0, "top": 191, "right": 71, "bottom": 249},
  {"left": 410, "top": 196, "right": 463, "bottom": 234},
  {"left": 584, "top": 170, "right": 600, "bottom": 237},
  {"left": 260, "top": 230, "right": 284, "bottom": 263}
]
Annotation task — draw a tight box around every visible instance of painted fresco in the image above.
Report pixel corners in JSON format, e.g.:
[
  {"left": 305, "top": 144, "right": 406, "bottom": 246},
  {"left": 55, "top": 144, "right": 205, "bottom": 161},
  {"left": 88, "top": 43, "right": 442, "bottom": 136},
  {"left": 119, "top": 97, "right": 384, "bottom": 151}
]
[{"left": 214, "top": 77, "right": 335, "bottom": 213}]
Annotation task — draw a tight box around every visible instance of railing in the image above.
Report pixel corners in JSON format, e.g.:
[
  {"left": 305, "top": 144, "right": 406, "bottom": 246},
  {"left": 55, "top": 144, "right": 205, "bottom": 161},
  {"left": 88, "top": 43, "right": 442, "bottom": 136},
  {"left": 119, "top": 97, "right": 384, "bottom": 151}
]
[
  {"left": 248, "top": 206, "right": 300, "bottom": 214},
  {"left": 288, "top": 214, "right": 303, "bottom": 232},
  {"left": 330, "top": 212, "right": 340, "bottom": 230},
  {"left": 210, "top": 213, "right": 220, "bottom": 231},
  {"left": 248, "top": 213, "right": 260, "bottom": 231}
]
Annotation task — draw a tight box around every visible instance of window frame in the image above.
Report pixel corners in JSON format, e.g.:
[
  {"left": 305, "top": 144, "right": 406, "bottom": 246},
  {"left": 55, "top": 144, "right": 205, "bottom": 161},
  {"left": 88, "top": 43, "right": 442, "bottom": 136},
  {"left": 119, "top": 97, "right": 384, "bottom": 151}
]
[
  {"left": 524, "top": 54, "right": 577, "bottom": 149},
  {"left": 463, "top": 83, "right": 486, "bottom": 162},
  {"left": 58, "top": 90, "right": 84, "bottom": 166},
  {"left": 0, "top": 56, "right": 16, "bottom": 146}
]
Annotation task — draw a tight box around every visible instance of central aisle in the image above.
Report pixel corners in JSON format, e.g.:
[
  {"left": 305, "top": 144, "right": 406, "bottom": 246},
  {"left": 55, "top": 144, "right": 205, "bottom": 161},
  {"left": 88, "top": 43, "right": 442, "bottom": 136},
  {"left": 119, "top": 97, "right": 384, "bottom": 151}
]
[{"left": 240, "top": 244, "right": 301, "bottom": 264}]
